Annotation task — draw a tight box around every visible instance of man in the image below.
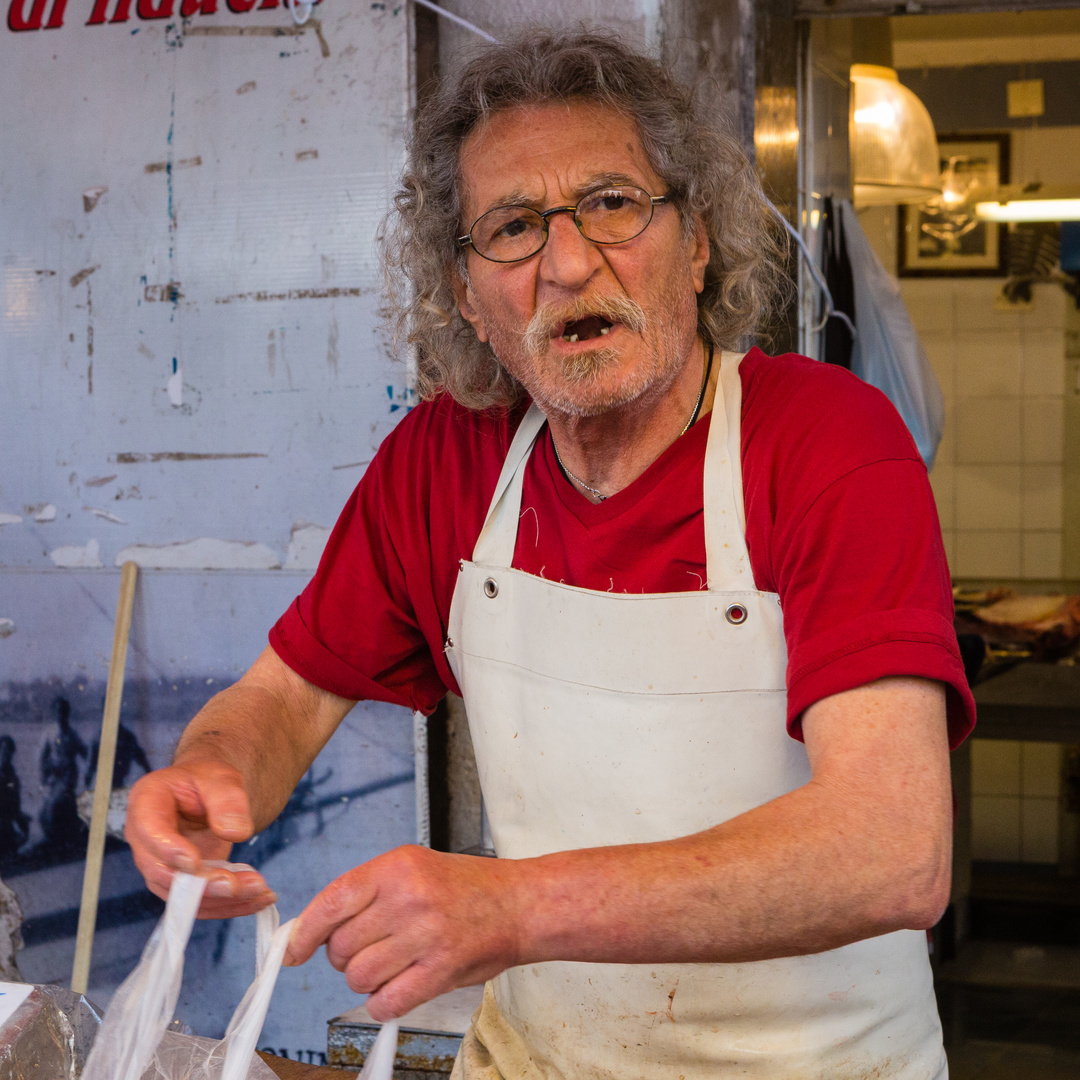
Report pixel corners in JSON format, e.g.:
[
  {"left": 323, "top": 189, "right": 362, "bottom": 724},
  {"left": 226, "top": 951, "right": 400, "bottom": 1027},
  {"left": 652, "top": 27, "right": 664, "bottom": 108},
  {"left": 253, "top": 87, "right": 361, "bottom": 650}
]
[{"left": 128, "top": 31, "right": 975, "bottom": 1078}]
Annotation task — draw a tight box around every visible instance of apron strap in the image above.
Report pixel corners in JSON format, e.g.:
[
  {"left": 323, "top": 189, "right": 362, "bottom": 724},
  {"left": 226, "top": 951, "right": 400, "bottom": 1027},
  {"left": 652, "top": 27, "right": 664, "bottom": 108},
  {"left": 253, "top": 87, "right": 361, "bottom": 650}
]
[
  {"left": 472, "top": 402, "right": 547, "bottom": 567},
  {"left": 471, "top": 354, "right": 751, "bottom": 586},
  {"left": 704, "top": 351, "right": 752, "bottom": 591}
]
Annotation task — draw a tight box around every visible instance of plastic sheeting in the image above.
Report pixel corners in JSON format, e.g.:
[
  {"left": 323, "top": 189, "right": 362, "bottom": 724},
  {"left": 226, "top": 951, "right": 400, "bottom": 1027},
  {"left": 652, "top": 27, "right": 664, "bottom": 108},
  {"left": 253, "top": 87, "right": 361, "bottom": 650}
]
[{"left": 838, "top": 200, "right": 945, "bottom": 469}]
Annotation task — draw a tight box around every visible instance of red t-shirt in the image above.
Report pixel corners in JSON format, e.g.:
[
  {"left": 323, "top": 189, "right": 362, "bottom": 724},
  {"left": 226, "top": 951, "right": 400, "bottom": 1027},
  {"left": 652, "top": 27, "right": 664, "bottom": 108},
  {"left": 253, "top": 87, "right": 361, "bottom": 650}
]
[{"left": 270, "top": 349, "right": 976, "bottom": 747}]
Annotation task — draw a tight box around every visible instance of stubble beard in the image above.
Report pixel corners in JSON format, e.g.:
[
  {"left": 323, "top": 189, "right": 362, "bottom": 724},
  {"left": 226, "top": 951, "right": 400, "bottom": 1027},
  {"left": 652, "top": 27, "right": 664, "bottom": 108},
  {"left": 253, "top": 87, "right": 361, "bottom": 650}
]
[{"left": 477, "top": 284, "right": 699, "bottom": 419}]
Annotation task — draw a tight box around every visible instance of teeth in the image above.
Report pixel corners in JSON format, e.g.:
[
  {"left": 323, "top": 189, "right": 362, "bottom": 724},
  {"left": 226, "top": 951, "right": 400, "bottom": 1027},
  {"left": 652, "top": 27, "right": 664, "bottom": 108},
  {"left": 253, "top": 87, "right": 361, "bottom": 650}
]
[
  {"left": 599, "top": 326, "right": 610, "bottom": 336},
  {"left": 569, "top": 333, "right": 579, "bottom": 343}
]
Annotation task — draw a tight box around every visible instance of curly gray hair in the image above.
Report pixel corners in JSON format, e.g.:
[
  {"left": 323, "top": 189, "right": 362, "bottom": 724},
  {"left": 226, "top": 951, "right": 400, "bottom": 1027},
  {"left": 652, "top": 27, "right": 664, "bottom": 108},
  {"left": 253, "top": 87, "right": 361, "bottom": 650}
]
[{"left": 381, "top": 28, "right": 788, "bottom": 410}]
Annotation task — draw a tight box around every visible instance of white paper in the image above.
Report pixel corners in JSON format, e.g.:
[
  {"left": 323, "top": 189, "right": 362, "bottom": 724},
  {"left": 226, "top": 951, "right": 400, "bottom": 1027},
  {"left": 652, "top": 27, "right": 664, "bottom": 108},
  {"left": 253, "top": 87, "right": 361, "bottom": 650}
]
[{"left": 0, "top": 982, "right": 33, "bottom": 1030}]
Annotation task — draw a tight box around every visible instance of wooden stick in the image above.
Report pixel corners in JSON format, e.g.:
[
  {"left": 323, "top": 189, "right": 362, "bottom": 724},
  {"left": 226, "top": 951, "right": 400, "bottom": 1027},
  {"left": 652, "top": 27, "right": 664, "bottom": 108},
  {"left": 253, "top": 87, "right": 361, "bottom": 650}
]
[{"left": 72, "top": 560, "right": 139, "bottom": 996}]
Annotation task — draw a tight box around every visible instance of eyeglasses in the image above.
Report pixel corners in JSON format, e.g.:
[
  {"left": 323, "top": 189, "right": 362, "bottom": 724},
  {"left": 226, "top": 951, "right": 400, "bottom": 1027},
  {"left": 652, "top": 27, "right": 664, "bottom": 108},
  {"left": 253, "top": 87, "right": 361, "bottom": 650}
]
[{"left": 458, "top": 185, "right": 670, "bottom": 263}]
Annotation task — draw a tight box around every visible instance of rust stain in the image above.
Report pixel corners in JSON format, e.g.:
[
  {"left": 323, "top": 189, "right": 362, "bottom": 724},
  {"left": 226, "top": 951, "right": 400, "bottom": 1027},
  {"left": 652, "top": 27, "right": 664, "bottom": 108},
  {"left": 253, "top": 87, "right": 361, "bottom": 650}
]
[
  {"left": 296, "top": 148, "right": 319, "bottom": 162},
  {"left": 69, "top": 265, "right": 98, "bottom": 288},
  {"left": 216, "top": 285, "right": 369, "bottom": 304},
  {"left": 85, "top": 475, "right": 117, "bottom": 488},
  {"left": 665, "top": 983, "right": 678, "bottom": 1023},
  {"left": 236, "top": 80, "right": 257, "bottom": 94},
  {"left": 112, "top": 451, "right": 268, "bottom": 464},
  {"left": 145, "top": 156, "right": 201, "bottom": 174}
]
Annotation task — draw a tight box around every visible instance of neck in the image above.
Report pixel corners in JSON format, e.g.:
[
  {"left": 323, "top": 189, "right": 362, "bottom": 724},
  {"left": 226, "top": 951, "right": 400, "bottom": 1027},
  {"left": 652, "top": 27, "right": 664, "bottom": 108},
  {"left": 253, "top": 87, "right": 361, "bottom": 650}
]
[{"left": 546, "top": 339, "right": 716, "bottom": 504}]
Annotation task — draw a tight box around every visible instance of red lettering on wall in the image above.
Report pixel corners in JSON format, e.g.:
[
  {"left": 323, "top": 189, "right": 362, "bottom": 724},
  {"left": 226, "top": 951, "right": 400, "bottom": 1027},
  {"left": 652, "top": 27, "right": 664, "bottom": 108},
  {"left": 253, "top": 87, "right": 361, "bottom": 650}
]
[
  {"left": 7, "top": 0, "right": 48, "bottom": 30},
  {"left": 135, "top": 0, "right": 172, "bottom": 16},
  {"left": 226, "top": 0, "right": 256, "bottom": 10},
  {"left": 85, "top": 0, "right": 108, "bottom": 21},
  {"left": 258, "top": 0, "right": 278, "bottom": 7},
  {"left": 179, "top": 0, "right": 215, "bottom": 13},
  {"left": 44, "top": 0, "right": 68, "bottom": 27},
  {"left": 109, "top": 0, "right": 132, "bottom": 21}
]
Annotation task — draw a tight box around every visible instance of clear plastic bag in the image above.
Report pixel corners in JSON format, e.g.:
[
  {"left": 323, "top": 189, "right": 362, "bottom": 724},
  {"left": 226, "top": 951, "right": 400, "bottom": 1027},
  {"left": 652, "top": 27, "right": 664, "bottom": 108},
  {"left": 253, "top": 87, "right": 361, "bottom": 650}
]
[{"left": 82, "top": 865, "right": 293, "bottom": 1080}]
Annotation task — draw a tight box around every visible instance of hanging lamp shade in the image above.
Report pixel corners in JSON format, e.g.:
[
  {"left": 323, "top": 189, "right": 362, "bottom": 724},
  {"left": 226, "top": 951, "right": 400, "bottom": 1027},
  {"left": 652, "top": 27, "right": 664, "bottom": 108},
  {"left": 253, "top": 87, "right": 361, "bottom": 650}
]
[{"left": 850, "top": 64, "right": 941, "bottom": 207}]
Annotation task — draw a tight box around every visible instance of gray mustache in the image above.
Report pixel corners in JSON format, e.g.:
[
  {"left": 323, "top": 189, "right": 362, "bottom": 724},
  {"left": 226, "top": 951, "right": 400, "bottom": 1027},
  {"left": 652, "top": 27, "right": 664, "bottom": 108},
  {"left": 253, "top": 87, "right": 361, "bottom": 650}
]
[{"left": 521, "top": 295, "right": 647, "bottom": 356}]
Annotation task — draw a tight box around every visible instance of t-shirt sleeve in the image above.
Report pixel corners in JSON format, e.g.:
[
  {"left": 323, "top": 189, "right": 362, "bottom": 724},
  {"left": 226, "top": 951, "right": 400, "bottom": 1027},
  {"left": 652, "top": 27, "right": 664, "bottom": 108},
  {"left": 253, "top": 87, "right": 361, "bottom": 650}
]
[
  {"left": 269, "top": 436, "right": 450, "bottom": 714},
  {"left": 743, "top": 356, "right": 975, "bottom": 749}
]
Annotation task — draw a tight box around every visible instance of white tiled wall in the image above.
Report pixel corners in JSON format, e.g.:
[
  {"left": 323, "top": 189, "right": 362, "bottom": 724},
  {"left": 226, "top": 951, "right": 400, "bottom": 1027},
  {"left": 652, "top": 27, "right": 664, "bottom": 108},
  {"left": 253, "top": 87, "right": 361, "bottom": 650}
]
[
  {"left": 902, "top": 279, "right": 1069, "bottom": 579},
  {"left": 971, "top": 739, "right": 1063, "bottom": 864}
]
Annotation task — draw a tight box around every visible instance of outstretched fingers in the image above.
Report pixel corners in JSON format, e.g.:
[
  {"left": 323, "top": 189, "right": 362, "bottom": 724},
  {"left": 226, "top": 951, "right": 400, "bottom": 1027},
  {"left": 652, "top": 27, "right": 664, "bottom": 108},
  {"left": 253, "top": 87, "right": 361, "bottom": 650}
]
[{"left": 284, "top": 867, "right": 379, "bottom": 966}]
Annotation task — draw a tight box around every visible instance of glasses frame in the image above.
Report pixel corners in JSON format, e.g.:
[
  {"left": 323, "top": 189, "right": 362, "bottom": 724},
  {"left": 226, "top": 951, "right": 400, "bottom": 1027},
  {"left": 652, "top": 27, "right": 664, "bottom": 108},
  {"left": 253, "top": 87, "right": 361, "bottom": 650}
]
[{"left": 458, "top": 186, "right": 671, "bottom": 264}]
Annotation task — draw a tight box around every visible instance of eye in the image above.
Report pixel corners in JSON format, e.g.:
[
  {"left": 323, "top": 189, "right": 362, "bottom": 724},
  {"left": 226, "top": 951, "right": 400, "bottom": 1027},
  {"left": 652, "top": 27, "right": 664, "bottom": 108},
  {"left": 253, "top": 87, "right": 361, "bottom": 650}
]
[
  {"left": 495, "top": 216, "right": 532, "bottom": 238},
  {"left": 581, "top": 187, "right": 646, "bottom": 215}
]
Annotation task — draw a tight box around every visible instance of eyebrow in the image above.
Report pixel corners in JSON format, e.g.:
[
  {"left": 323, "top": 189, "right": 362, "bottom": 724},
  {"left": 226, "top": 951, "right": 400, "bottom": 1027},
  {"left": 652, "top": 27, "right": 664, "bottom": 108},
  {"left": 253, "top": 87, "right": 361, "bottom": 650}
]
[{"left": 476, "top": 172, "right": 648, "bottom": 217}]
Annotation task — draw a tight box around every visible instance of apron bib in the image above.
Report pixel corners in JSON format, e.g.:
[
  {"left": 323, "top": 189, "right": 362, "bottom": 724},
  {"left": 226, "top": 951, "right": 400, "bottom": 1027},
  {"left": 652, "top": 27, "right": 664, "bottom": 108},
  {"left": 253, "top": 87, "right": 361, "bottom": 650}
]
[{"left": 445, "top": 352, "right": 946, "bottom": 1079}]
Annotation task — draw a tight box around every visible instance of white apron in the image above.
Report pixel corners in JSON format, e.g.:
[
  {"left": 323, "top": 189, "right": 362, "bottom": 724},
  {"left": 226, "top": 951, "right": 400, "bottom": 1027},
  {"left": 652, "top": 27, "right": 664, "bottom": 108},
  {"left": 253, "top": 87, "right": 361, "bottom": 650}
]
[{"left": 445, "top": 352, "right": 947, "bottom": 1079}]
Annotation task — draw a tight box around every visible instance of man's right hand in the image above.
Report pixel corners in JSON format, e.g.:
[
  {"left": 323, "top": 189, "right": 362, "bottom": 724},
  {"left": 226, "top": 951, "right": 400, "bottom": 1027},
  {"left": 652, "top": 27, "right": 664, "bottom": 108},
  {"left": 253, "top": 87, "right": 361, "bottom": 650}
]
[{"left": 125, "top": 760, "right": 277, "bottom": 919}]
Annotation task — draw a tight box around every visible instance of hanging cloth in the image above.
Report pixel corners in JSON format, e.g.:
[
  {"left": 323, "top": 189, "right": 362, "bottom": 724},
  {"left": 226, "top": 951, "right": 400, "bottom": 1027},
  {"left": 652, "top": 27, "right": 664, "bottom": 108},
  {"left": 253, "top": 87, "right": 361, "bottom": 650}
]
[{"left": 820, "top": 196, "right": 857, "bottom": 369}]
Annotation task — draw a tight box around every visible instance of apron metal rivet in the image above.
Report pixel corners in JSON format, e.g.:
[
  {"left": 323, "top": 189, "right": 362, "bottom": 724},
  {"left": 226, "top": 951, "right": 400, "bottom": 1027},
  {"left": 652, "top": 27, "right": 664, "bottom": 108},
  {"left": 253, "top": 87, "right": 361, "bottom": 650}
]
[
  {"left": 483, "top": 578, "right": 499, "bottom": 598},
  {"left": 445, "top": 637, "right": 453, "bottom": 649},
  {"left": 725, "top": 603, "right": 747, "bottom": 625}
]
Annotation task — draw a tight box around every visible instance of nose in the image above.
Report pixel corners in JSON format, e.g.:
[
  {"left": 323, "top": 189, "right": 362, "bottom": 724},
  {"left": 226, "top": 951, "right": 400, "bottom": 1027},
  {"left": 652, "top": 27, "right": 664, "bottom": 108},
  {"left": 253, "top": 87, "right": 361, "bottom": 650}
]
[{"left": 538, "top": 211, "right": 603, "bottom": 291}]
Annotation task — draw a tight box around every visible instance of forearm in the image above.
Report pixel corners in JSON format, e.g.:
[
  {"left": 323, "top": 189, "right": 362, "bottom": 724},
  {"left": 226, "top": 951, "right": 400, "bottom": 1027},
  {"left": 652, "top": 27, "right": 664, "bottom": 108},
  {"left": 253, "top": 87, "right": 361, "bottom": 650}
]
[
  {"left": 172, "top": 682, "right": 314, "bottom": 833},
  {"left": 128, "top": 646, "right": 356, "bottom": 915},
  {"left": 511, "top": 677, "right": 952, "bottom": 966},
  {"left": 511, "top": 778, "right": 950, "bottom": 967}
]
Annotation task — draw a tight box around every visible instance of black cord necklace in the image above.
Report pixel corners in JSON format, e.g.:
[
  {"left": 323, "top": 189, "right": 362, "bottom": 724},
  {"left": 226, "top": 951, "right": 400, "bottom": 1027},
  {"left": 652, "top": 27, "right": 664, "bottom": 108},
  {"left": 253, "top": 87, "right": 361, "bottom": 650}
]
[{"left": 552, "top": 343, "right": 715, "bottom": 502}]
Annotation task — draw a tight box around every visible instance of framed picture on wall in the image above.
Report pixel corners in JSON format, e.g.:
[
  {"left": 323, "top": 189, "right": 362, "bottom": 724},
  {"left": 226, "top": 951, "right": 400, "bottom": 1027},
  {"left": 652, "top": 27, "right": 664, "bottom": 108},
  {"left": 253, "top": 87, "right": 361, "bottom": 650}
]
[{"left": 898, "top": 133, "right": 1010, "bottom": 277}]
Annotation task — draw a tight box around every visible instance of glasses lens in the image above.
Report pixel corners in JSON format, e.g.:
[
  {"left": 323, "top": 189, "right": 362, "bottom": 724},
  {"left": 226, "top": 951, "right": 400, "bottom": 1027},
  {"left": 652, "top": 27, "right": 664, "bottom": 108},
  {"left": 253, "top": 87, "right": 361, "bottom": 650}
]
[
  {"left": 472, "top": 206, "right": 545, "bottom": 261},
  {"left": 577, "top": 187, "right": 653, "bottom": 244}
]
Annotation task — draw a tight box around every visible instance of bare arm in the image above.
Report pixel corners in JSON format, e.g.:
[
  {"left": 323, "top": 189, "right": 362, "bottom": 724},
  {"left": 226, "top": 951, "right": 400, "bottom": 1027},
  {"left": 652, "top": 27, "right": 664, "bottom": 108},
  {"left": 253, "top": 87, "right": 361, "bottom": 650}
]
[
  {"left": 286, "top": 676, "right": 952, "bottom": 1019},
  {"left": 126, "top": 646, "right": 356, "bottom": 918}
]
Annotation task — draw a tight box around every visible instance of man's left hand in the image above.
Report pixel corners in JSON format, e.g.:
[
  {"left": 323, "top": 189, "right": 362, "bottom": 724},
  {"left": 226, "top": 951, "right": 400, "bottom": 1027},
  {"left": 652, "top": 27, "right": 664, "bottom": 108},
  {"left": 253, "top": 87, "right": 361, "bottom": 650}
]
[{"left": 284, "top": 845, "right": 523, "bottom": 1021}]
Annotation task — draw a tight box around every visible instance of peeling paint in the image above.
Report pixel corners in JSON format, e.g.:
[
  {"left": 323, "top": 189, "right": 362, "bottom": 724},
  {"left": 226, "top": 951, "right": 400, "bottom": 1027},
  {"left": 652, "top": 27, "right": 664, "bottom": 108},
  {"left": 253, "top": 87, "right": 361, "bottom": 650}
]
[
  {"left": 0, "top": 513, "right": 23, "bottom": 526},
  {"left": 50, "top": 539, "right": 103, "bottom": 568},
  {"left": 85, "top": 475, "right": 117, "bottom": 488},
  {"left": 145, "top": 156, "right": 201, "bottom": 175},
  {"left": 186, "top": 24, "right": 303, "bottom": 38},
  {"left": 115, "top": 538, "right": 281, "bottom": 570},
  {"left": 69, "top": 265, "right": 98, "bottom": 289},
  {"left": 86, "top": 506, "right": 128, "bottom": 525},
  {"left": 137, "top": 342, "right": 155, "bottom": 360},
  {"left": 0, "top": 618, "right": 15, "bottom": 639},
  {"left": 167, "top": 359, "right": 183, "bottom": 407},
  {"left": 82, "top": 186, "right": 107, "bottom": 213},
  {"left": 215, "top": 286, "right": 369, "bottom": 304},
  {"left": 184, "top": 19, "right": 329, "bottom": 56},
  {"left": 144, "top": 282, "right": 183, "bottom": 303},
  {"left": 29, "top": 503, "right": 57, "bottom": 522},
  {"left": 327, "top": 315, "right": 339, "bottom": 375},
  {"left": 112, "top": 451, "right": 267, "bottom": 464},
  {"left": 296, "top": 149, "right": 319, "bottom": 162},
  {"left": 285, "top": 522, "right": 331, "bottom": 570},
  {"left": 332, "top": 460, "right": 371, "bottom": 471},
  {"left": 236, "top": 80, "right": 257, "bottom": 95}
]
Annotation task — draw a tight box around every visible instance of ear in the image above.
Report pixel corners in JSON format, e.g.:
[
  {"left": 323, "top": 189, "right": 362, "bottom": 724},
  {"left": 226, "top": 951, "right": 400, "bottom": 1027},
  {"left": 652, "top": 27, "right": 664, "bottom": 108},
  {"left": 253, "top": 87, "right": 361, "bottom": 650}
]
[
  {"left": 689, "top": 214, "right": 710, "bottom": 295},
  {"left": 453, "top": 272, "right": 490, "bottom": 343}
]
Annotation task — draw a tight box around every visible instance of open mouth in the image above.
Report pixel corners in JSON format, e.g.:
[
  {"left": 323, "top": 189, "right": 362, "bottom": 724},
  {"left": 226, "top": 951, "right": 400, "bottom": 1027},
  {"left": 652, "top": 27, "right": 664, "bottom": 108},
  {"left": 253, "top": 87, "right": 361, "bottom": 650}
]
[{"left": 558, "top": 315, "right": 613, "bottom": 343}]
